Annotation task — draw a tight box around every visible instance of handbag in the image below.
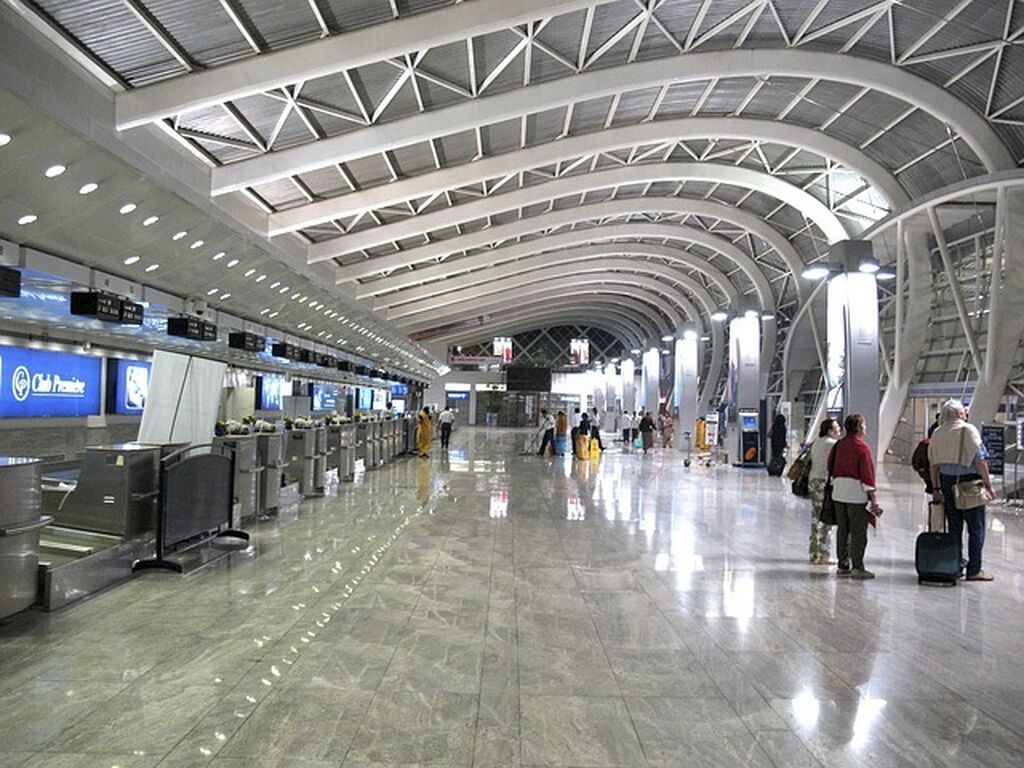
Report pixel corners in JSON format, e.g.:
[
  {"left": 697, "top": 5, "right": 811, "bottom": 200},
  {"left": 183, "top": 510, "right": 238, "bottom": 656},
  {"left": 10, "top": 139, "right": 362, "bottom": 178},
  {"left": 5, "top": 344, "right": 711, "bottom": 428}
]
[
  {"left": 791, "top": 474, "right": 809, "bottom": 498},
  {"left": 951, "top": 429, "right": 991, "bottom": 510},
  {"left": 787, "top": 449, "right": 811, "bottom": 481},
  {"left": 820, "top": 481, "right": 837, "bottom": 525}
]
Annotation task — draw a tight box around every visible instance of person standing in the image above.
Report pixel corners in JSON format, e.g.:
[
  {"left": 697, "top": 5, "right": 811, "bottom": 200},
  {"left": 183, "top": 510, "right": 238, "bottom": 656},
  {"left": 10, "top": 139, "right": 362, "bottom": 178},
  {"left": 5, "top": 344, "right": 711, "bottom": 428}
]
[
  {"left": 590, "top": 408, "right": 605, "bottom": 450},
  {"left": 415, "top": 407, "right": 433, "bottom": 458},
  {"left": 828, "top": 414, "right": 882, "bottom": 579},
  {"left": 660, "top": 411, "right": 674, "bottom": 448},
  {"left": 555, "top": 410, "right": 569, "bottom": 455},
  {"left": 570, "top": 407, "right": 582, "bottom": 457},
  {"left": 638, "top": 411, "right": 656, "bottom": 453},
  {"left": 928, "top": 400, "right": 996, "bottom": 581},
  {"left": 536, "top": 409, "right": 556, "bottom": 456},
  {"left": 807, "top": 418, "right": 840, "bottom": 565},
  {"left": 621, "top": 411, "right": 633, "bottom": 448},
  {"left": 437, "top": 406, "right": 455, "bottom": 449}
]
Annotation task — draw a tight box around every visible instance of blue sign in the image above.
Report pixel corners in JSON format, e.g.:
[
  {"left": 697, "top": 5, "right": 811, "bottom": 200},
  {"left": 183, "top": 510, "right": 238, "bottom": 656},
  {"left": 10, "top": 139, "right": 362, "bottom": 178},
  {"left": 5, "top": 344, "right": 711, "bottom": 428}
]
[
  {"left": 391, "top": 384, "right": 408, "bottom": 395},
  {"left": 108, "top": 358, "right": 151, "bottom": 415},
  {"left": 312, "top": 383, "right": 338, "bottom": 412},
  {"left": 0, "top": 345, "right": 102, "bottom": 418}
]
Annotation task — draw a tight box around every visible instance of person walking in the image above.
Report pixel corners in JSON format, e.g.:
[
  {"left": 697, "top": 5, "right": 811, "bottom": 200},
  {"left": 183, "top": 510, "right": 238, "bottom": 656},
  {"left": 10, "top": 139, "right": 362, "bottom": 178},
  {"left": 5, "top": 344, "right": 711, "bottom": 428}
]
[
  {"left": 638, "top": 411, "right": 656, "bottom": 453},
  {"left": 437, "top": 406, "right": 455, "bottom": 449},
  {"left": 661, "top": 412, "right": 674, "bottom": 448},
  {"left": 621, "top": 411, "right": 633, "bottom": 449},
  {"left": 928, "top": 400, "right": 996, "bottom": 582},
  {"left": 415, "top": 407, "right": 433, "bottom": 458},
  {"left": 536, "top": 409, "right": 556, "bottom": 456},
  {"left": 807, "top": 418, "right": 840, "bottom": 565},
  {"left": 555, "top": 410, "right": 569, "bottom": 455},
  {"left": 590, "top": 408, "right": 605, "bottom": 450},
  {"left": 828, "top": 414, "right": 883, "bottom": 580}
]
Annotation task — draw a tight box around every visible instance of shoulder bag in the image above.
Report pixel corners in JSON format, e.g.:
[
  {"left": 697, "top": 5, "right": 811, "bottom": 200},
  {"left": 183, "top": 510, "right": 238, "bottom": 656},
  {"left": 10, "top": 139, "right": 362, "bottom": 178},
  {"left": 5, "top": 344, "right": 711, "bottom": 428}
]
[
  {"left": 952, "top": 429, "right": 991, "bottom": 510},
  {"left": 819, "top": 442, "right": 837, "bottom": 526}
]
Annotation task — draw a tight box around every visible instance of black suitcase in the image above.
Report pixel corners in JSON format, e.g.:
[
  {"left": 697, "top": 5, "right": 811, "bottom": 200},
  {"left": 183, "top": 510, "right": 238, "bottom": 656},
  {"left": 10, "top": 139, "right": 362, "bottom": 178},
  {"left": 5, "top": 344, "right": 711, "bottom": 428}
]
[
  {"left": 916, "top": 502, "right": 959, "bottom": 585},
  {"left": 767, "top": 454, "right": 786, "bottom": 476}
]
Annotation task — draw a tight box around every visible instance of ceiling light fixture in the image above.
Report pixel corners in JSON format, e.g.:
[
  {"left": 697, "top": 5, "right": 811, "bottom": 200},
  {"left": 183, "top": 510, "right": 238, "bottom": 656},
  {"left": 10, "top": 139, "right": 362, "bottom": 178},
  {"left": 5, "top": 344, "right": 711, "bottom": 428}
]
[
  {"left": 44, "top": 164, "right": 66, "bottom": 178},
  {"left": 78, "top": 182, "right": 98, "bottom": 195},
  {"left": 710, "top": 310, "right": 729, "bottom": 322},
  {"left": 145, "top": 264, "right": 159, "bottom": 272},
  {"left": 119, "top": 203, "right": 137, "bottom": 215},
  {"left": 255, "top": 274, "right": 267, "bottom": 283},
  {"left": 172, "top": 231, "right": 187, "bottom": 241},
  {"left": 226, "top": 259, "right": 239, "bottom": 268},
  {"left": 244, "top": 268, "right": 256, "bottom": 277},
  {"left": 0, "top": 133, "right": 11, "bottom": 146},
  {"left": 220, "top": 293, "right": 231, "bottom": 300},
  {"left": 17, "top": 214, "right": 37, "bottom": 226},
  {"left": 270, "top": 281, "right": 280, "bottom": 289},
  {"left": 190, "top": 240, "right": 204, "bottom": 250},
  {"left": 124, "top": 256, "right": 140, "bottom": 265},
  {"left": 206, "top": 288, "right": 218, "bottom": 296},
  {"left": 212, "top": 251, "right": 225, "bottom": 261},
  {"left": 801, "top": 265, "right": 830, "bottom": 280}
]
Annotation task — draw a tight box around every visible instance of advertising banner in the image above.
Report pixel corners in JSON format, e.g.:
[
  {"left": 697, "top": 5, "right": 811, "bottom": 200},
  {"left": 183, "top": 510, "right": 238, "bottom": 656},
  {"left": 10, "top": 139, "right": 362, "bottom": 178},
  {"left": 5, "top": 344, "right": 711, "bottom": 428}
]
[
  {"left": 0, "top": 344, "right": 102, "bottom": 418},
  {"left": 492, "top": 337, "right": 513, "bottom": 363},
  {"left": 312, "top": 383, "right": 339, "bottom": 412},
  {"left": 108, "top": 358, "right": 152, "bottom": 415},
  {"left": 570, "top": 338, "right": 590, "bottom": 366}
]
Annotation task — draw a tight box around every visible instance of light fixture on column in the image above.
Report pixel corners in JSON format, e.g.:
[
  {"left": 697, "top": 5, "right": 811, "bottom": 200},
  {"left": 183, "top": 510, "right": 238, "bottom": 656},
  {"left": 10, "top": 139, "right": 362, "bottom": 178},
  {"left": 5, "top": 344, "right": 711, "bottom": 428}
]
[
  {"left": 876, "top": 267, "right": 896, "bottom": 281},
  {"left": 710, "top": 309, "right": 729, "bottom": 322},
  {"left": 630, "top": 347, "right": 642, "bottom": 355},
  {"left": 683, "top": 329, "right": 697, "bottom": 341},
  {"left": 744, "top": 309, "right": 759, "bottom": 319},
  {"left": 857, "top": 256, "right": 880, "bottom": 273},
  {"left": 660, "top": 334, "right": 674, "bottom": 342},
  {"left": 760, "top": 312, "right": 776, "bottom": 321},
  {"left": 801, "top": 264, "right": 830, "bottom": 280}
]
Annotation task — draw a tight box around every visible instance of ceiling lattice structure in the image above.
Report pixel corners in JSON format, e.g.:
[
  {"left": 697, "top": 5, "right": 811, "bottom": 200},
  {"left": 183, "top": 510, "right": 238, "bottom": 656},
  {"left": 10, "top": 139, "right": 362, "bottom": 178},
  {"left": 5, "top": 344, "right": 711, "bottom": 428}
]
[{"left": 10, "top": 0, "right": 1024, "bottom": 368}]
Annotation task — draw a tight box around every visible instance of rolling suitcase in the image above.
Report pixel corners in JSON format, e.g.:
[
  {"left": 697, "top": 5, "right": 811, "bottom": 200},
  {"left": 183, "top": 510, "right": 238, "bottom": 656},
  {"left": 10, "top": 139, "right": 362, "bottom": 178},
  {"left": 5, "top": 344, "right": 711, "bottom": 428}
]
[
  {"left": 767, "top": 453, "right": 786, "bottom": 476},
  {"left": 915, "top": 502, "right": 959, "bottom": 586}
]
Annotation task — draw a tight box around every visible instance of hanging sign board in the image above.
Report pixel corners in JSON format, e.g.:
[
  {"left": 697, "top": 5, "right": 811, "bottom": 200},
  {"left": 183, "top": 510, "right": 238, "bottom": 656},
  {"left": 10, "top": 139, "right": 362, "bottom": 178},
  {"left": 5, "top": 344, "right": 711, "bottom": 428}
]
[
  {"left": 0, "top": 344, "right": 102, "bottom": 418},
  {"left": 981, "top": 424, "right": 1005, "bottom": 476}
]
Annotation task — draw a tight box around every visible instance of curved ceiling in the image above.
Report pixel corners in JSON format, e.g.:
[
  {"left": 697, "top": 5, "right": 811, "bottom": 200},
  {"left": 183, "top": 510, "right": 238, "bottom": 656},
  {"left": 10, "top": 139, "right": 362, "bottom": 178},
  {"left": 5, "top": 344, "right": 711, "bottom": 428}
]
[{"left": 5, "top": 0, "right": 1022, "bottom": 375}]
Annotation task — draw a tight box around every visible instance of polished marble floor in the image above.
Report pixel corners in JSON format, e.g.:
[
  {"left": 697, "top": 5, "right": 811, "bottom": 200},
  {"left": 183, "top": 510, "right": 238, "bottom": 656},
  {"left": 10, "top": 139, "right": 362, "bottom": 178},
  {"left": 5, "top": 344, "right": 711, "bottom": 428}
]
[{"left": 1, "top": 427, "right": 1023, "bottom": 768}]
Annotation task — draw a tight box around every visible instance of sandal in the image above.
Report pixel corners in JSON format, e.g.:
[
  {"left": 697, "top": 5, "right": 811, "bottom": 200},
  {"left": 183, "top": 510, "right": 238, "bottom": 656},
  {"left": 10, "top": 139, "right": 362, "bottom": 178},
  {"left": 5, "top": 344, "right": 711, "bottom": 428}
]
[{"left": 965, "top": 571, "right": 994, "bottom": 582}]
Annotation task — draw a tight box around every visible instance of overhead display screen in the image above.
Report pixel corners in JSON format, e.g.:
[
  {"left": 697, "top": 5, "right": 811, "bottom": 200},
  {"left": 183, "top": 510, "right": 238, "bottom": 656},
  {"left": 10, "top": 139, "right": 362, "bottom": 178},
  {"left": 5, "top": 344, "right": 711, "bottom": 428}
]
[
  {"left": 506, "top": 366, "right": 552, "bottom": 392},
  {"left": 312, "top": 383, "right": 339, "bottom": 412},
  {"left": 256, "top": 375, "right": 287, "bottom": 411},
  {"left": 372, "top": 388, "right": 388, "bottom": 411},
  {"left": 356, "top": 388, "right": 373, "bottom": 410},
  {"left": 0, "top": 344, "right": 102, "bottom": 418},
  {"left": 107, "top": 358, "right": 151, "bottom": 415}
]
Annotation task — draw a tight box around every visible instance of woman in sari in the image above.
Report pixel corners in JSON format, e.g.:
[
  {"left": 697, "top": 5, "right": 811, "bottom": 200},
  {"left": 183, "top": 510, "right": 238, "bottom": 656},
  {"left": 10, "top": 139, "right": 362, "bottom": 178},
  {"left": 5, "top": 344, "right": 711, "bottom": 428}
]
[{"left": 416, "top": 407, "right": 433, "bottom": 457}]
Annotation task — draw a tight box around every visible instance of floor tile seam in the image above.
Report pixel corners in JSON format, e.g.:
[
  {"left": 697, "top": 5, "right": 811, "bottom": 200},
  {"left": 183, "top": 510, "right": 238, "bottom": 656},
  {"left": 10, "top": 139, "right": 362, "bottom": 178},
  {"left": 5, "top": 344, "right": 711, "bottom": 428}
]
[{"left": 189, "top": 505, "right": 427, "bottom": 766}]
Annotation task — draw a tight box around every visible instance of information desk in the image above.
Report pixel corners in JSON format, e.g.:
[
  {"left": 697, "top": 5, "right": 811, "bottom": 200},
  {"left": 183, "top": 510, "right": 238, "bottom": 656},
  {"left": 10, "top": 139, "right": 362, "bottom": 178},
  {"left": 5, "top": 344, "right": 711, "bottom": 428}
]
[{"left": 0, "top": 458, "right": 49, "bottom": 619}]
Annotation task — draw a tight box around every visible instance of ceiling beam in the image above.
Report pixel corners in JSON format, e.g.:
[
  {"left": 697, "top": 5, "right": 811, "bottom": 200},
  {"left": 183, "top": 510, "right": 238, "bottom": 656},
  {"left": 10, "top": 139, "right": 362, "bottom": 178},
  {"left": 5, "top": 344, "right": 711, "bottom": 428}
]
[
  {"left": 115, "top": 0, "right": 601, "bottom": 129},
  {"left": 211, "top": 49, "right": 1012, "bottom": 193},
  {"left": 267, "top": 116, "right": 907, "bottom": 235}
]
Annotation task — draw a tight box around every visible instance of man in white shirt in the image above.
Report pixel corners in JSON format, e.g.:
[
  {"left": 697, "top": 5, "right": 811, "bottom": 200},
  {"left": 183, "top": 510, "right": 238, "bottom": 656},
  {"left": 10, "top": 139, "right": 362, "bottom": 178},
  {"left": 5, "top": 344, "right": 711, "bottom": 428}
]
[
  {"left": 570, "top": 407, "right": 582, "bottom": 457},
  {"left": 590, "top": 408, "right": 604, "bottom": 450},
  {"left": 438, "top": 406, "right": 456, "bottom": 449}
]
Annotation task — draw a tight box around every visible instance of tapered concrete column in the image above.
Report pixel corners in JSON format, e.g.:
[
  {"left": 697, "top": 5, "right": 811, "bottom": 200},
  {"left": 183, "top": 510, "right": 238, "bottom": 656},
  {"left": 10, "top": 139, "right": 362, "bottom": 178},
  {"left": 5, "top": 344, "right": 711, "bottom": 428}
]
[
  {"left": 675, "top": 330, "right": 699, "bottom": 453},
  {"left": 621, "top": 358, "right": 636, "bottom": 414},
  {"left": 641, "top": 347, "right": 660, "bottom": 416},
  {"left": 970, "top": 187, "right": 1024, "bottom": 425},
  {"left": 728, "top": 313, "right": 762, "bottom": 464},
  {"left": 877, "top": 225, "right": 932, "bottom": 460},
  {"left": 698, "top": 324, "right": 724, "bottom": 418},
  {"left": 604, "top": 363, "right": 617, "bottom": 415}
]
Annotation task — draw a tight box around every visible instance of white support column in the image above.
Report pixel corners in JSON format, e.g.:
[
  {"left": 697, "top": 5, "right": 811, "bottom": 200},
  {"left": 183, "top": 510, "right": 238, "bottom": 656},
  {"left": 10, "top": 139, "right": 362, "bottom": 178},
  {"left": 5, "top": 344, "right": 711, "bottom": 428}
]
[
  {"left": 641, "top": 347, "right": 661, "bottom": 416},
  {"left": 621, "top": 358, "right": 636, "bottom": 414},
  {"left": 604, "top": 363, "right": 617, "bottom": 420},
  {"left": 877, "top": 224, "right": 932, "bottom": 460},
  {"left": 969, "top": 187, "right": 1024, "bottom": 424},
  {"left": 728, "top": 313, "right": 762, "bottom": 465},
  {"left": 675, "top": 331, "right": 699, "bottom": 453}
]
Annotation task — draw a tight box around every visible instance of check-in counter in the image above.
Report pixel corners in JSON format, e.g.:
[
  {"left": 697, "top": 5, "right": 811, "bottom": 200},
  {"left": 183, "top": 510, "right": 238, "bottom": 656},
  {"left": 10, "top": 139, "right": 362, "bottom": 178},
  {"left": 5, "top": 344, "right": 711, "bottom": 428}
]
[
  {"left": 285, "top": 428, "right": 322, "bottom": 497},
  {"left": 327, "top": 424, "right": 356, "bottom": 481},
  {"left": 256, "top": 432, "right": 284, "bottom": 514},
  {"left": 366, "top": 421, "right": 381, "bottom": 469},
  {"left": 355, "top": 423, "right": 368, "bottom": 463},
  {"left": 213, "top": 434, "right": 261, "bottom": 525},
  {"left": 313, "top": 427, "right": 327, "bottom": 490},
  {"left": 0, "top": 458, "right": 49, "bottom": 620},
  {"left": 46, "top": 443, "right": 163, "bottom": 536},
  {"left": 405, "top": 416, "right": 418, "bottom": 455}
]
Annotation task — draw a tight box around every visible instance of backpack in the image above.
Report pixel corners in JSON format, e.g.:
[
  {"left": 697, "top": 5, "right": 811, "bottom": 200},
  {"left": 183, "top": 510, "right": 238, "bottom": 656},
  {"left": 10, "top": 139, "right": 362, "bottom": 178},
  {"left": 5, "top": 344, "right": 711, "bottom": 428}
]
[{"left": 911, "top": 439, "right": 931, "bottom": 481}]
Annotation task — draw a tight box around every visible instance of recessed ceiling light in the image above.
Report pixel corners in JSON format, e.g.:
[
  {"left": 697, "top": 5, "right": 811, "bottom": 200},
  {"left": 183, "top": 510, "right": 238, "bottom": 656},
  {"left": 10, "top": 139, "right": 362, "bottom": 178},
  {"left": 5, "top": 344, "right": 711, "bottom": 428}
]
[
  {"left": 17, "top": 214, "right": 37, "bottom": 226},
  {"left": 226, "top": 259, "right": 239, "bottom": 268},
  {"left": 212, "top": 251, "right": 225, "bottom": 261},
  {"left": 270, "top": 281, "right": 280, "bottom": 289},
  {"left": 119, "top": 203, "right": 137, "bottom": 215},
  {"left": 206, "top": 288, "right": 219, "bottom": 295},
  {"left": 290, "top": 292, "right": 300, "bottom": 300},
  {"left": 0, "top": 133, "right": 11, "bottom": 146},
  {"left": 190, "top": 240, "right": 204, "bottom": 250},
  {"left": 220, "top": 293, "right": 231, "bottom": 300},
  {"left": 145, "top": 264, "right": 160, "bottom": 272},
  {"left": 78, "top": 182, "right": 98, "bottom": 195},
  {"left": 255, "top": 274, "right": 267, "bottom": 283},
  {"left": 142, "top": 215, "right": 159, "bottom": 227},
  {"left": 172, "top": 231, "right": 187, "bottom": 241},
  {"left": 44, "top": 164, "right": 66, "bottom": 178},
  {"left": 124, "top": 256, "right": 140, "bottom": 265},
  {"left": 269, "top": 311, "right": 279, "bottom": 318},
  {"left": 260, "top": 308, "right": 269, "bottom": 315},
  {"left": 244, "top": 268, "right": 256, "bottom": 277}
]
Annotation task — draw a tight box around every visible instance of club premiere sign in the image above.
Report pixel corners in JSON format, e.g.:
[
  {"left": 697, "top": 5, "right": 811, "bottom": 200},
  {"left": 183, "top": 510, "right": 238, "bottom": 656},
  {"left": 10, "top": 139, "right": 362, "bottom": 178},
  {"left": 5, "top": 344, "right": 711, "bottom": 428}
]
[{"left": 0, "top": 344, "right": 102, "bottom": 418}]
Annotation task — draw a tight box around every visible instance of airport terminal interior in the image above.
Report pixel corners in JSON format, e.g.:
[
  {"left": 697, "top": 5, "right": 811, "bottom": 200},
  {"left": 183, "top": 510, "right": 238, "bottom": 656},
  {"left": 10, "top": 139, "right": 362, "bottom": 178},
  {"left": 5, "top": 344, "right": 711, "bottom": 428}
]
[{"left": 1, "top": 0, "right": 1023, "bottom": 766}]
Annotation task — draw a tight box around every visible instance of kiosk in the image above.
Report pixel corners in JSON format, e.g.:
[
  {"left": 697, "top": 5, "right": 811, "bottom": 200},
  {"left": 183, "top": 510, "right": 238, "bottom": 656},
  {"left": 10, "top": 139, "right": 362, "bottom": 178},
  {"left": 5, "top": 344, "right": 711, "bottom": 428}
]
[{"left": 739, "top": 410, "right": 761, "bottom": 465}]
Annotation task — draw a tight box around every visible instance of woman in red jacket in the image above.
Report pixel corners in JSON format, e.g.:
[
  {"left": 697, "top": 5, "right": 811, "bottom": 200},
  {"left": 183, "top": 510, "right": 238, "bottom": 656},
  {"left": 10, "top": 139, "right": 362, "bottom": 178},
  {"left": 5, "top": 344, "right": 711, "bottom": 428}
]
[{"left": 827, "top": 413, "right": 883, "bottom": 580}]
